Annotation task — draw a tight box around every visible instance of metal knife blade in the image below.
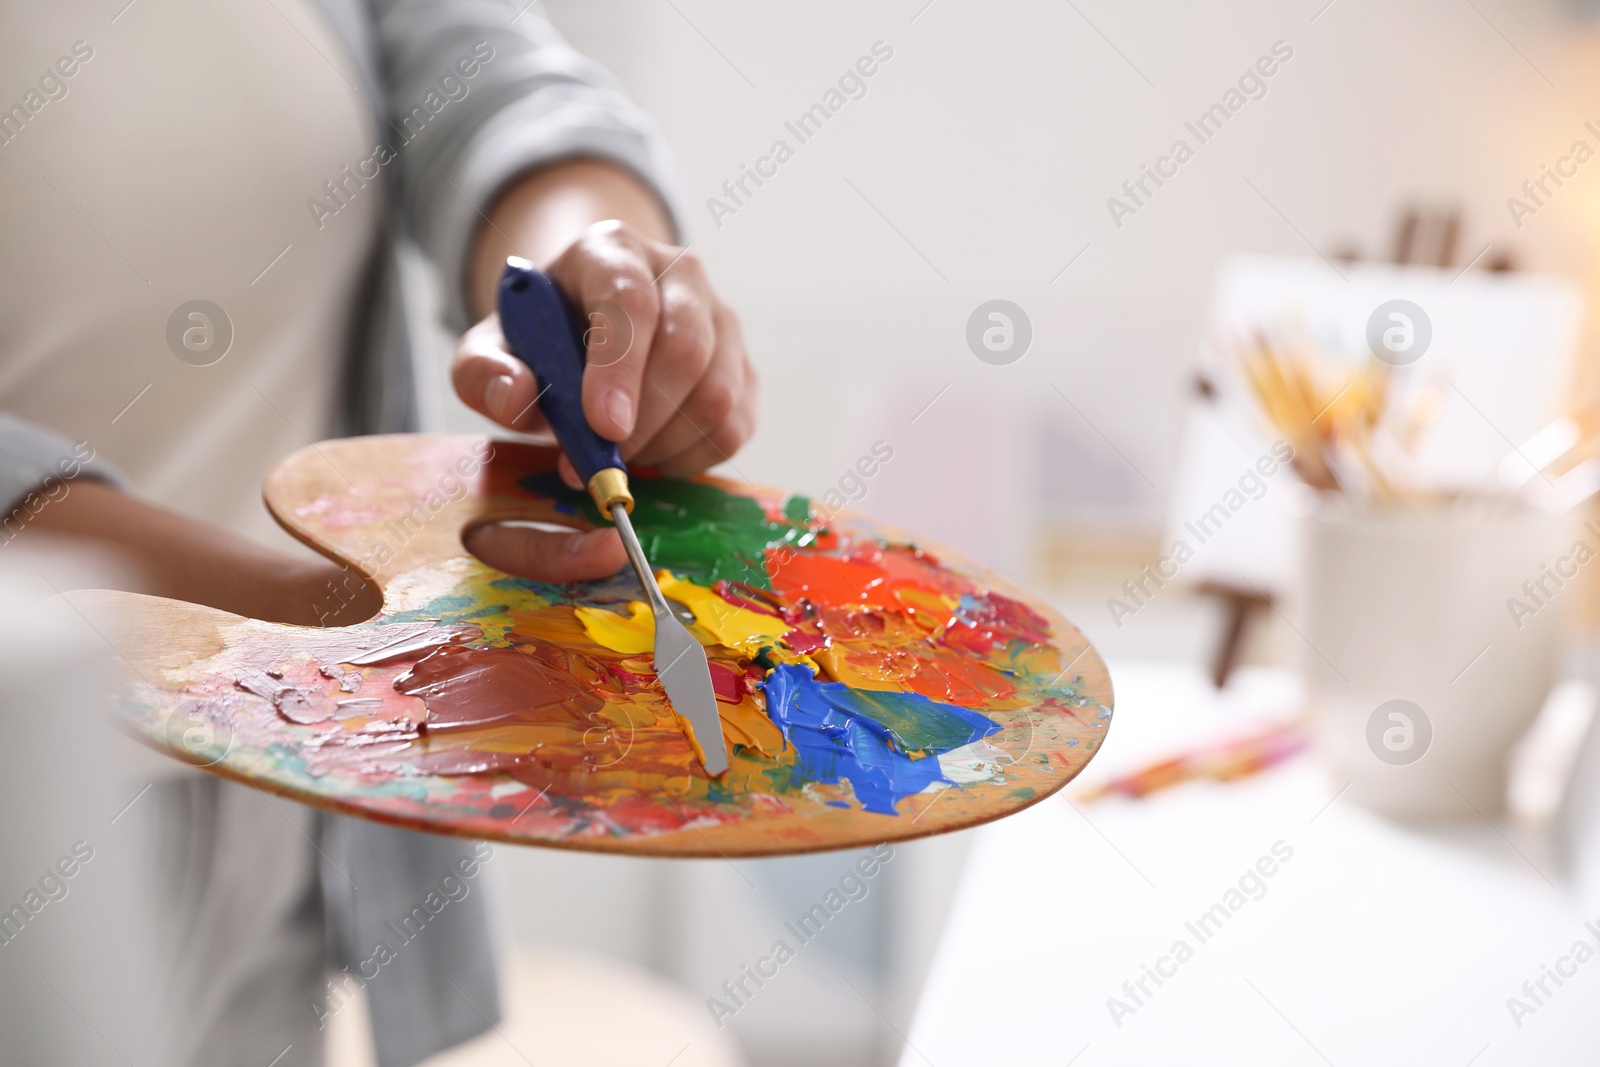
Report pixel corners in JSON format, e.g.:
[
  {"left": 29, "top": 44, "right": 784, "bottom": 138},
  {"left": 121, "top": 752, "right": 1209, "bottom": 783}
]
[
  {"left": 612, "top": 503, "right": 728, "bottom": 775},
  {"left": 496, "top": 258, "right": 728, "bottom": 776}
]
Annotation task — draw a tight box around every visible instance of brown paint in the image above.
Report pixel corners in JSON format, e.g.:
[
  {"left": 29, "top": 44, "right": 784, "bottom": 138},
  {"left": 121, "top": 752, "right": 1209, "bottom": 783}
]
[{"left": 396, "top": 645, "right": 603, "bottom": 734}]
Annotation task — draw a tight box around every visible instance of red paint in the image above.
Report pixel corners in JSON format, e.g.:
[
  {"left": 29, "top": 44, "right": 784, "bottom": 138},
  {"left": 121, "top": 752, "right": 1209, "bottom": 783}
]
[
  {"left": 781, "top": 628, "right": 829, "bottom": 654},
  {"left": 940, "top": 590, "right": 1053, "bottom": 656},
  {"left": 712, "top": 580, "right": 783, "bottom": 617},
  {"left": 709, "top": 661, "right": 745, "bottom": 703}
]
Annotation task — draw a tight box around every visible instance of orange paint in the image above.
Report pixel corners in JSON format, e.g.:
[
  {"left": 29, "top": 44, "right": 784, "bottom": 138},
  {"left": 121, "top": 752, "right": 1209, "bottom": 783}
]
[{"left": 769, "top": 553, "right": 891, "bottom": 609}]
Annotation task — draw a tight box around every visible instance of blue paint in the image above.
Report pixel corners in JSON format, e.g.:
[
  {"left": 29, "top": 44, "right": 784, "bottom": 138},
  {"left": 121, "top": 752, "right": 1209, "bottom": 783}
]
[{"left": 759, "top": 665, "right": 1001, "bottom": 815}]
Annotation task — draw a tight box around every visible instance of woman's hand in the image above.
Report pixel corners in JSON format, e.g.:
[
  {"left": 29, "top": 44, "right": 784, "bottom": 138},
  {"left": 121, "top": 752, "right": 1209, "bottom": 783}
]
[
  {"left": 453, "top": 220, "right": 757, "bottom": 477},
  {"left": 453, "top": 161, "right": 758, "bottom": 583}
]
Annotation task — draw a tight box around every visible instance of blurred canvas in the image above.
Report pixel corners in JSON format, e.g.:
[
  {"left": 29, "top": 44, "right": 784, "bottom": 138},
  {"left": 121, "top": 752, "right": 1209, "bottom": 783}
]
[{"left": 1165, "top": 254, "right": 1583, "bottom": 592}]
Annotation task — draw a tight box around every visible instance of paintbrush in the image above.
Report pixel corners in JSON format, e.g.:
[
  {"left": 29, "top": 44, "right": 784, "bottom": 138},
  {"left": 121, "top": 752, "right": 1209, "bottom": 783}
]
[
  {"left": 1235, "top": 333, "right": 1428, "bottom": 503},
  {"left": 1077, "top": 720, "right": 1307, "bottom": 803},
  {"left": 497, "top": 259, "right": 729, "bottom": 775}
]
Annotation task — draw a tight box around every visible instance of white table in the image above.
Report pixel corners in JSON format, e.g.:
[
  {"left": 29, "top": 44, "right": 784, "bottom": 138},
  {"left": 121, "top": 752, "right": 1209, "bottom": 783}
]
[{"left": 902, "top": 663, "right": 1600, "bottom": 1067}]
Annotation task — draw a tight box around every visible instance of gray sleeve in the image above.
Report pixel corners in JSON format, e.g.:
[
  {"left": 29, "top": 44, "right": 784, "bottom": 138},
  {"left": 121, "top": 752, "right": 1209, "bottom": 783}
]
[
  {"left": 367, "top": 0, "right": 686, "bottom": 331},
  {"left": 0, "top": 413, "right": 126, "bottom": 519}
]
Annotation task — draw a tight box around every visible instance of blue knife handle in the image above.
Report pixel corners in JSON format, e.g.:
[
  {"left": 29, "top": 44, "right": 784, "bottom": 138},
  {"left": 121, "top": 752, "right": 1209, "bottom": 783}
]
[{"left": 497, "top": 259, "right": 631, "bottom": 513}]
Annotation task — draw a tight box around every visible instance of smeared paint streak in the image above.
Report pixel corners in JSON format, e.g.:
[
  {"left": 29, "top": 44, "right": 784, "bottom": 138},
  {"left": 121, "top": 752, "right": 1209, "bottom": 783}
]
[
  {"left": 758, "top": 664, "right": 1001, "bottom": 815},
  {"left": 576, "top": 572, "right": 815, "bottom": 670},
  {"left": 760, "top": 546, "right": 1050, "bottom": 709},
  {"left": 769, "top": 554, "right": 888, "bottom": 607},
  {"left": 522, "top": 472, "right": 816, "bottom": 588},
  {"left": 711, "top": 580, "right": 782, "bottom": 616},
  {"left": 343, "top": 626, "right": 471, "bottom": 665},
  {"left": 293, "top": 621, "right": 479, "bottom": 667},
  {"left": 574, "top": 601, "right": 653, "bottom": 655},
  {"left": 559, "top": 593, "right": 788, "bottom": 758},
  {"left": 396, "top": 645, "right": 602, "bottom": 733},
  {"left": 708, "top": 661, "right": 744, "bottom": 703},
  {"left": 659, "top": 571, "right": 786, "bottom": 649},
  {"left": 234, "top": 668, "right": 330, "bottom": 725},
  {"left": 843, "top": 688, "right": 1004, "bottom": 757},
  {"left": 352, "top": 603, "right": 790, "bottom": 777},
  {"left": 815, "top": 637, "right": 1020, "bottom": 706}
]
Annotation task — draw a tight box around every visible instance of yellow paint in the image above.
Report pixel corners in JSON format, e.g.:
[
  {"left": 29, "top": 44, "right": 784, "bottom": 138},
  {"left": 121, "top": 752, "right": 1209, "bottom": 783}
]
[
  {"left": 575, "top": 573, "right": 818, "bottom": 674},
  {"left": 717, "top": 690, "right": 786, "bottom": 757},
  {"left": 814, "top": 645, "right": 909, "bottom": 693},
  {"left": 892, "top": 586, "right": 958, "bottom": 633},
  {"left": 657, "top": 572, "right": 788, "bottom": 650},
  {"left": 574, "top": 601, "right": 654, "bottom": 655}
]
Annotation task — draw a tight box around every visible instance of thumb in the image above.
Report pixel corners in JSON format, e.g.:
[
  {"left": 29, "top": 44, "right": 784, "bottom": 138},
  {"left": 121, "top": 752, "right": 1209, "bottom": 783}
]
[{"left": 464, "top": 522, "right": 627, "bottom": 583}]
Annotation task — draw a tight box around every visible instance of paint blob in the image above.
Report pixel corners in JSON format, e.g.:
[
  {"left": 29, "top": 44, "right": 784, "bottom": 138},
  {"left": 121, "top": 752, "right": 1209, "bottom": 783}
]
[
  {"left": 759, "top": 664, "right": 1001, "bottom": 814},
  {"left": 522, "top": 472, "right": 817, "bottom": 588},
  {"left": 395, "top": 645, "right": 602, "bottom": 732}
]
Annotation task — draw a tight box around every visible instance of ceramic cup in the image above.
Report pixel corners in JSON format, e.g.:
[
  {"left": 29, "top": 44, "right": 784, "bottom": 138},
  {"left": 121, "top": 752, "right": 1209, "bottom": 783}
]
[{"left": 1299, "top": 499, "right": 1574, "bottom": 817}]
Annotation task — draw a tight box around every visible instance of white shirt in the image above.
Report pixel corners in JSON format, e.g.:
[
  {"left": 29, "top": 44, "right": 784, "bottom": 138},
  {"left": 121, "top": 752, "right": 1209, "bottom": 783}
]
[
  {"left": 0, "top": 5, "right": 380, "bottom": 1063},
  {"left": 0, "top": 0, "right": 381, "bottom": 549}
]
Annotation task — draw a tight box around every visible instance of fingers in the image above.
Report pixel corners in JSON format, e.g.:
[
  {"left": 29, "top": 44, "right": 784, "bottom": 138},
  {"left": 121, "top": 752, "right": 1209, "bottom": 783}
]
[
  {"left": 634, "top": 302, "right": 755, "bottom": 471},
  {"left": 556, "top": 453, "right": 583, "bottom": 491},
  {"left": 624, "top": 250, "right": 717, "bottom": 455},
  {"left": 451, "top": 315, "right": 546, "bottom": 431},
  {"left": 550, "top": 223, "right": 660, "bottom": 442},
  {"left": 655, "top": 374, "right": 759, "bottom": 477},
  {"left": 463, "top": 522, "right": 627, "bottom": 583},
  {"left": 480, "top": 220, "right": 758, "bottom": 483}
]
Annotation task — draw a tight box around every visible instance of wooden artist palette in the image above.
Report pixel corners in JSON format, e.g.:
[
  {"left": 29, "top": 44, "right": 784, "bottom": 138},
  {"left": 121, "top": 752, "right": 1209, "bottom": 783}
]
[{"left": 83, "top": 435, "right": 1113, "bottom": 857}]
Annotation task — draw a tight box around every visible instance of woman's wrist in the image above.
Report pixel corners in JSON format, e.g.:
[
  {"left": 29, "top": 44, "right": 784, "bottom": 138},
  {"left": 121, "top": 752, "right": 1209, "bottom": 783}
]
[{"left": 466, "top": 157, "right": 674, "bottom": 321}]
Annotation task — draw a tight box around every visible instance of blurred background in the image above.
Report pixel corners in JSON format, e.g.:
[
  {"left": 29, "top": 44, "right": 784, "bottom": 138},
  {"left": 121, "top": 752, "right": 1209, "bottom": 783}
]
[
  {"left": 12, "top": 1, "right": 1600, "bottom": 1064},
  {"left": 394, "top": 1, "right": 1600, "bottom": 1065}
]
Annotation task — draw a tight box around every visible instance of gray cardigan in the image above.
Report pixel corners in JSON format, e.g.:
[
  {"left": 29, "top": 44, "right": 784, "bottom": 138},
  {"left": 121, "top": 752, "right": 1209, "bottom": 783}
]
[{"left": 0, "top": 3, "right": 684, "bottom": 1065}]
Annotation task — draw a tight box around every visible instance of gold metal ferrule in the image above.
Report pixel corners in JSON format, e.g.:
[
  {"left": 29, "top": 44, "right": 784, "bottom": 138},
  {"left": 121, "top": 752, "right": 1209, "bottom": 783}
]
[{"left": 587, "top": 467, "right": 634, "bottom": 517}]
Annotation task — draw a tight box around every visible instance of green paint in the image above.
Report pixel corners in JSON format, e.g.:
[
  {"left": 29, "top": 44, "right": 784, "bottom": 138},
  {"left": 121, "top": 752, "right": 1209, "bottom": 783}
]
[
  {"left": 523, "top": 473, "right": 816, "bottom": 588},
  {"left": 847, "top": 688, "right": 999, "bottom": 757}
]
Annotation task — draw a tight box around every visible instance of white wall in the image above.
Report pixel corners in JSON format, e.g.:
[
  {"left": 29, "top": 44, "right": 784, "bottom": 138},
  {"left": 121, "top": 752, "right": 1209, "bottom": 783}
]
[{"left": 547, "top": 0, "right": 1600, "bottom": 571}]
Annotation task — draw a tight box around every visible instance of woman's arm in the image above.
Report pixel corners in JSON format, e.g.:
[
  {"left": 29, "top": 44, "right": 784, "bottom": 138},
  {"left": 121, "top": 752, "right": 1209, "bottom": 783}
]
[
  {"left": 465, "top": 158, "right": 674, "bottom": 313},
  {"left": 27, "top": 480, "right": 376, "bottom": 626}
]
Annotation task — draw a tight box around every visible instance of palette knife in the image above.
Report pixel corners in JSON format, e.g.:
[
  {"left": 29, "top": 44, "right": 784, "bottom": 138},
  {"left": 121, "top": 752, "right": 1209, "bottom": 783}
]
[{"left": 497, "top": 258, "right": 729, "bottom": 776}]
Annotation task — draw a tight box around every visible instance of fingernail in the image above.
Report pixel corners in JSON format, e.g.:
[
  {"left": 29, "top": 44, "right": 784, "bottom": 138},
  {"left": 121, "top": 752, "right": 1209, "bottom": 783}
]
[
  {"left": 604, "top": 389, "right": 635, "bottom": 437},
  {"left": 568, "top": 528, "right": 609, "bottom": 555},
  {"left": 485, "top": 375, "right": 515, "bottom": 424}
]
